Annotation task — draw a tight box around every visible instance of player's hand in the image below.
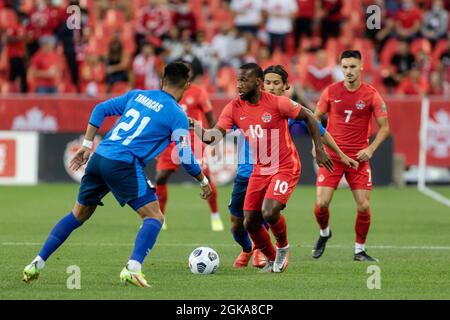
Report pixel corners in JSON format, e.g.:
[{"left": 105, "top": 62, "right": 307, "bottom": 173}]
[
  {"left": 188, "top": 117, "right": 196, "bottom": 129},
  {"left": 200, "top": 183, "right": 212, "bottom": 200},
  {"left": 356, "top": 147, "right": 374, "bottom": 162},
  {"left": 69, "top": 147, "right": 91, "bottom": 171},
  {"left": 340, "top": 154, "right": 359, "bottom": 170},
  {"left": 315, "top": 147, "right": 334, "bottom": 172}
]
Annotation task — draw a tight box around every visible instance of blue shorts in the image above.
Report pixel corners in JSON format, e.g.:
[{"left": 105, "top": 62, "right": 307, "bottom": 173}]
[
  {"left": 77, "top": 153, "right": 157, "bottom": 211},
  {"left": 228, "top": 175, "right": 250, "bottom": 218}
]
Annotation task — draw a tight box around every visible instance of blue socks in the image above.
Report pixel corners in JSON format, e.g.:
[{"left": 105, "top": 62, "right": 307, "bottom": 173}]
[
  {"left": 130, "top": 218, "right": 162, "bottom": 263},
  {"left": 38, "top": 212, "right": 82, "bottom": 261}
]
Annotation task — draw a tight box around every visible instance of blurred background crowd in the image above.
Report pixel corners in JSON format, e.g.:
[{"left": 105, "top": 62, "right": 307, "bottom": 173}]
[{"left": 0, "top": 0, "right": 449, "bottom": 98}]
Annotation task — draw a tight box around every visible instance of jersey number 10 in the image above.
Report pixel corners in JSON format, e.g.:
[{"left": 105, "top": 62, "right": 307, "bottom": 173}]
[{"left": 110, "top": 108, "right": 151, "bottom": 145}]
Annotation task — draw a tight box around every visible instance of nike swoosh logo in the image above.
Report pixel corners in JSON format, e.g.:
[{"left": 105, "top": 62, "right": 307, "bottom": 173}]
[
  {"left": 240, "top": 117, "right": 247, "bottom": 120},
  {"left": 334, "top": 100, "right": 342, "bottom": 103}
]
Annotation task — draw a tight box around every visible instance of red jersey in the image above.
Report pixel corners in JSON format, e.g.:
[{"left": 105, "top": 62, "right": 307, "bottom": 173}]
[
  {"left": 317, "top": 81, "right": 388, "bottom": 157},
  {"left": 30, "top": 50, "right": 61, "bottom": 87},
  {"left": 395, "top": 7, "right": 422, "bottom": 29},
  {"left": 296, "top": 0, "right": 315, "bottom": 18},
  {"left": 217, "top": 91, "right": 302, "bottom": 175},
  {"left": 179, "top": 84, "right": 213, "bottom": 125}
]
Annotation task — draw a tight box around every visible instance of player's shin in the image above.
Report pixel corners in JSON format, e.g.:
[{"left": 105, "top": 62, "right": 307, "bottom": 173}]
[
  {"left": 248, "top": 226, "right": 276, "bottom": 261},
  {"left": 36, "top": 211, "right": 83, "bottom": 267},
  {"left": 231, "top": 229, "right": 252, "bottom": 253},
  {"left": 268, "top": 215, "right": 288, "bottom": 249},
  {"left": 355, "top": 209, "right": 371, "bottom": 253},
  {"left": 155, "top": 184, "right": 168, "bottom": 214},
  {"left": 314, "top": 203, "right": 330, "bottom": 236},
  {"left": 128, "top": 218, "right": 163, "bottom": 271}
]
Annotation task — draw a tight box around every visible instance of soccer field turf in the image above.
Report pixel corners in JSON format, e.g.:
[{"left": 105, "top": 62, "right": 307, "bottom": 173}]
[{"left": 1, "top": 184, "right": 449, "bottom": 300}]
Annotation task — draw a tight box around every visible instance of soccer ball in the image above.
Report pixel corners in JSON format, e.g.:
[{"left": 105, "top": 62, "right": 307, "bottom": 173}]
[{"left": 188, "top": 247, "right": 220, "bottom": 275}]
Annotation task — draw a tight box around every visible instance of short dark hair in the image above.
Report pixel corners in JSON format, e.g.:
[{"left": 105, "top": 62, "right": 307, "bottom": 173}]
[
  {"left": 263, "top": 65, "right": 289, "bottom": 84},
  {"left": 163, "top": 61, "right": 190, "bottom": 87},
  {"left": 340, "top": 50, "right": 362, "bottom": 61},
  {"left": 239, "top": 63, "right": 264, "bottom": 80}
]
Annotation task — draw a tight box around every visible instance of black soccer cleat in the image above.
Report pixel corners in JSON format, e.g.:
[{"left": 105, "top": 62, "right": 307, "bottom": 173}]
[
  {"left": 353, "top": 251, "right": 379, "bottom": 262},
  {"left": 312, "top": 230, "right": 332, "bottom": 259}
]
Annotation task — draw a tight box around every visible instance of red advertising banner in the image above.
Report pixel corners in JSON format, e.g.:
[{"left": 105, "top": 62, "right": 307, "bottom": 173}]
[
  {"left": 0, "top": 139, "right": 16, "bottom": 177},
  {"left": 0, "top": 95, "right": 449, "bottom": 167}
]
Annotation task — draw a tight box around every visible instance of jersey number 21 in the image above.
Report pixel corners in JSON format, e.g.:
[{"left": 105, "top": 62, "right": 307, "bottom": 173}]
[{"left": 110, "top": 108, "right": 151, "bottom": 145}]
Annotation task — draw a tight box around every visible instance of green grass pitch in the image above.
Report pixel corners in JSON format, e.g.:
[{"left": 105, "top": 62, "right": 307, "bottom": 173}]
[{"left": 1, "top": 184, "right": 449, "bottom": 300}]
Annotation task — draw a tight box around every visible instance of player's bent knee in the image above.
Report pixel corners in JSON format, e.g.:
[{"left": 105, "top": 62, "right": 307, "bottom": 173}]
[
  {"left": 316, "top": 199, "right": 331, "bottom": 209},
  {"left": 230, "top": 216, "right": 245, "bottom": 233},
  {"left": 72, "top": 202, "right": 96, "bottom": 223},
  {"left": 357, "top": 202, "right": 370, "bottom": 213}
]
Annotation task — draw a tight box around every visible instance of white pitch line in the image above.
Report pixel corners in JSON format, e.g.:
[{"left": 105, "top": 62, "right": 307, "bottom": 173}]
[{"left": 2, "top": 242, "right": 450, "bottom": 250}]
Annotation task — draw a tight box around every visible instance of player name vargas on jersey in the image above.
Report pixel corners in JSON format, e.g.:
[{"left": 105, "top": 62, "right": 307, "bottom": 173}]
[{"left": 134, "top": 94, "right": 164, "bottom": 112}]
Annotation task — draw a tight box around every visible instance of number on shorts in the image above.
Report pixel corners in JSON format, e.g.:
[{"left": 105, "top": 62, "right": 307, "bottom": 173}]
[
  {"left": 110, "top": 108, "right": 151, "bottom": 145},
  {"left": 274, "top": 179, "right": 289, "bottom": 194},
  {"left": 344, "top": 110, "right": 352, "bottom": 123},
  {"left": 367, "top": 169, "right": 372, "bottom": 183}
]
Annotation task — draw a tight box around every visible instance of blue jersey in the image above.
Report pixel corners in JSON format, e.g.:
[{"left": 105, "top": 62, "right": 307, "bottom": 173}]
[
  {"left": 236, "top": 119, "right": 326, "bottom": 178},
  {"left": 91, "top": 90, "right": 201, "bottom": 177}
]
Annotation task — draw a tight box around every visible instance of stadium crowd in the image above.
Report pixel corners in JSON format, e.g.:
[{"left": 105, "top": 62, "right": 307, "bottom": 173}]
[{"left": 0, "top": 0, "right": 449, "bottom": 97}]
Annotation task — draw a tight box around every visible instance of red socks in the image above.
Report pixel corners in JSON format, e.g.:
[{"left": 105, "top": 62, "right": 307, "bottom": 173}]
[
  {"left": 155, "top": 184, "right": 168, "bottom": 214},
  {"left": 355, "top": 209, "right": 371, "bottom": 244},
  {"left": 248, "top": 226, "right": 276, "bottom": 261},
  {"left": 207, "top": 180, "right": 218, "bottom": 214},
  {"left": 314, "top": 203, "right": 330, "bottom": 230},
  {"left": 269, "top": 215, "right": 288, "bottom": 248}
]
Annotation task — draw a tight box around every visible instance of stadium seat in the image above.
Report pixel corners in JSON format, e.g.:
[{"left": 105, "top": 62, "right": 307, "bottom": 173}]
[
  {"left": 431, "top": 38, "right": 449, "bottom": 69},
  {"left": 410, "top": 38, "right": 432, "bottom": 56},
  {"left": 380, "top": 38, "right": 399, "bottom": 69},
  {"left": 216, "top": 67, "right": 237, "bottom": 96}
]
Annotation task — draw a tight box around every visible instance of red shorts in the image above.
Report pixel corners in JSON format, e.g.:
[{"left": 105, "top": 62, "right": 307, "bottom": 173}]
[
  {"left": 243, "top": 170, "right": 300, "bottom": 212},
  {"left": 316, "top": 159, "right": 372, "bottom": 190},
  {"left": 156, "top": 138, "right": 209, "bottom": 174}
]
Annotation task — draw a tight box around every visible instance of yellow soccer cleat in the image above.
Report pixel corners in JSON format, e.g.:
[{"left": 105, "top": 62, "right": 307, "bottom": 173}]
[
  {"left": 211, "top": 216, "right": 224, "bottom": 231},
  {"left": 23, "top": 262, "right": 40, "bottom": 284},
  {"left": 120, "top": 267, "right": 151, "bottom": 288}
]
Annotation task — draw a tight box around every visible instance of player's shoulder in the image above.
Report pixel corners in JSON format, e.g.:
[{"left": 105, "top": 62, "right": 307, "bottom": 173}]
[
  {"left": 261, "top": 91, "right": 286, "bottom": 106},
  {"left": 361, "top": 82, "right": 382, "bottom": 96},
  {"left": 324, "top": 81, "right": 344, "bottom": 95}
]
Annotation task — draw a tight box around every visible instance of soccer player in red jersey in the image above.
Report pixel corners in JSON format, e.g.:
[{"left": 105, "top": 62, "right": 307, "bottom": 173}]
[
  {"left": 312, "top": 50, "right": 390, "bottom": 261},
  {"left": 192, "top": 63, "right": 333, "bottom": 272},
  {"left": 155, "top": 68, "right": 224, "bottom": 231}
]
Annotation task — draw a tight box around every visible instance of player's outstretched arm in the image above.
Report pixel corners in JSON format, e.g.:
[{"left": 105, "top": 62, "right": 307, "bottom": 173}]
[
  {"left": 189, "top": 117, "right": 226, "bottom": 146},
  {"left": 322, "top": 132, "right": 359, "bottom": 169},
  {"left": 296, "top": 108, "right": 334, "bottom": 172},
  {"left": 69, "top": 124, "right": 98, "bottom": 171},
  {"left": 356, "top": 116, "right": 390, "bottom": 162}
]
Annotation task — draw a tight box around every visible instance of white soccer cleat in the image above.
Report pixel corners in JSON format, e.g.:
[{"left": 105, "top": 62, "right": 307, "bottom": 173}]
[{"left": 273, "top": 245, "right": 289, "bottom": 273}]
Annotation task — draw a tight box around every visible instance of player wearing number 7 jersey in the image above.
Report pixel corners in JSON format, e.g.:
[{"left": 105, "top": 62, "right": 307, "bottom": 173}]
[
  {"left": 22, "top": 62, "right": 212, "bottom": 287},
  {"left": 192, "top": 63, "right": 333, "bottom": 273},
  {"left": 312, "top": 50, "right": 390, "bottom": 262}
]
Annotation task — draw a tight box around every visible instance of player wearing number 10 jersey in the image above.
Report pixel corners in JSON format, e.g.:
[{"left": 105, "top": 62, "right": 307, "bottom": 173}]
[
  {"left": 312, "top": 50, "right": 390, "bottom": 262},
  {"left": 22, "top": 62, "right": 212, "bottom": 287},
  {"left": 192, "top": 63, "right": 333, "bottom": 273}
]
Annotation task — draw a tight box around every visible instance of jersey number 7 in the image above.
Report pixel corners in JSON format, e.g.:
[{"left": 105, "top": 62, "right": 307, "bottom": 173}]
[{"left": 110, "top": 108, "right": 151, "bottom": 145}]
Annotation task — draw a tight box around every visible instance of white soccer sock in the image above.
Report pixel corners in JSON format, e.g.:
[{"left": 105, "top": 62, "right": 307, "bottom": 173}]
[
  {"left": 355, "top": 243, "right": 365, "bottom": 254},
  {"left": 127, "top": 260, "right": 142, "bottom": 272},
  {"left": 211, "top": 212, "right": 221, "bottom": 219},
  {"left": 320, "top": 226, "right": 330, "bottom": 237},
  {"left": 32, "top": 256, "right": 45, "bottom": 270}
]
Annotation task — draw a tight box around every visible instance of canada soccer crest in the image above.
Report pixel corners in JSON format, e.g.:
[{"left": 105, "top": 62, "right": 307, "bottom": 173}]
[
  {"left": 356, "top": 100, "right": 366, "bottom": 110},
  {"left": 262, "top": 112, "right": 272, "bottom": 123}
]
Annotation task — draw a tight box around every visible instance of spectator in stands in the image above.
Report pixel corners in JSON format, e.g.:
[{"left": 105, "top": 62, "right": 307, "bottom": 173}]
[
  {"left": 396, "top": 65, "right": 428, "bottom": 95},
  {"left": 5, "top": 18, "right": 27, "bottom": 92},
  {"left": 421, "top": 0, "right": 449, "bottom": 46},
  {"left": 436, "top": 39, "right": 450, "bottom": 95},
  {"left": 382, "top": 40, "right": 416, "bottom": 92},
  {"left": 394, "top": 0, "right": 423, "bottom": 42},
  {"left": 26, "top": 0, "right": 65, "bottom": 56},
  {"left": 135, "top": 0, "right": 172, "bottom": 54},
  {"left": 303, "top": 49, "right": 334, "bottom": 94},
  {"left": 364, "top": 0, "right": 395, "bottom": 53},
  {"left": 105, "top": 32, "right": 130, "bottom": 93},
  {"left": 79, "top": 49, "right": 106, "bottom": 96},
  {"left": 209, "top": 24, "right": 235, "bottom": 83},
  {"left": 172, "top": 0, "right": 197, "bottom": 38},
  {"left": 29, "top": 35, "right": 61, "bottom": 94},
  {"left": 319, "top": 0, "right": 344, "bottom": 48},
  {"left": 294, "top": 0, "right": 318, "bottom": 50},
  {"left": 175, "top": 39, "right": 204, "bottom": 79},
  {"left": 192, "top": 31, "right": 213, "bottom": 74},
  {"left": 161, "top": 26, "right": 185, "bottom": 63},
  {"left": 263, "top": 0, "right": 298, "bottom": 54},
  {"left": 230, "top": 0, "right": 264, "bottom": 36},
  {"left": 132, "top": 42, "right": 162, "bottom": 91}
]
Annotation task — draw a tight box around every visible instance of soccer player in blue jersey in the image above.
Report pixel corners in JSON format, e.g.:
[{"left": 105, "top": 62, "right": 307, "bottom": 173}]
[
  {"left": 229, "top": 65, "right": 359, "bottom": 268},
  {"left": 22, "top": 61, "right": 212, "bottom": 287}
]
